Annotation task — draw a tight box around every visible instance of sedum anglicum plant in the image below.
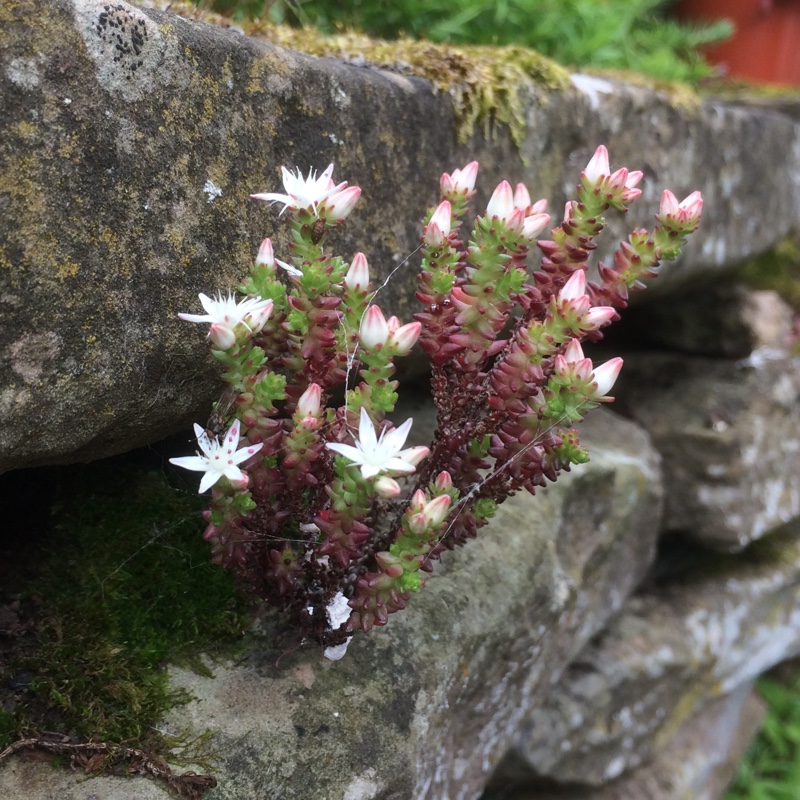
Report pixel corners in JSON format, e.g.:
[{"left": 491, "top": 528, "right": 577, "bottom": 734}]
[{"left": 171, "top": 151, "right": 702, "bottom": 659}]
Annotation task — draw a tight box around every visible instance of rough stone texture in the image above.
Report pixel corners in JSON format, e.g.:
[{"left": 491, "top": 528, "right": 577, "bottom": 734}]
[
  {"left": 614, "top": 347, "right": 800, "bottom": 550},
  {"left": 0, "top": 408, "right": 663, "bottom": 799},
  {"left": 491, "top": 688, "right": 765, "bottom": 800},
  {"left": 500, "top": 517, "right": 800, "bottom": 789},
  {"left": 3, "top": 0, "right": 800, "bottom": 472}
]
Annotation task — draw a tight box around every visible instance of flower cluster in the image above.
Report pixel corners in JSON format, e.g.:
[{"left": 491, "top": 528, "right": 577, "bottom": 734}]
[{"left": 172, "top": 151, "right": 702, "bottom": 656}]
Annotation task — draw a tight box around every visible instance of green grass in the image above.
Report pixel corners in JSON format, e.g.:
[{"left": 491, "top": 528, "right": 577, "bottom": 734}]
[
  {"left": 209, "top": 0, "right": 732, "bottom": 83},
  {"left": 1, "top": 458, "right": 251, "bottom": 751},
  {"left": 726, "top": 675, "right": 800, "bottom": 800}
]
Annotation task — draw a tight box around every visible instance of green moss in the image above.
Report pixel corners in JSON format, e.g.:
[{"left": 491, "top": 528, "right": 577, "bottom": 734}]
[
  {"left": 736, "top": 234, "right": 800, "bottom": 313},
  {"left": 3, "top": 459, "right": 251, "bottom": 752}
]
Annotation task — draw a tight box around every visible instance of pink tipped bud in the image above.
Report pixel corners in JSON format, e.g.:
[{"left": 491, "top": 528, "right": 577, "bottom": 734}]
[
  {"left": 514, "top": 182, "right": 531, "bottom": 210},
  {"left": 244, "top": 299, "right": 274, "bottom": 334},
  {"left": 660, "top": 189, "right": 680, "bottom": 217},
  {"left": 434, "top": 471, "right": 453, "bottom": 491},
  {"left": 486, "top": 180, "right": 515, "bottom": 220},
  {"left": 559, "top": 270, "right": 587, "bottom": 302},
  {"left": 424, "top": 222, "right": 446, "bottom": 248},
  {"left": 584, "top": 145, "right": 610, "bottom": 183},
  {"left": 660, "top": 190, "right": 703, "bottom": 224},
  {"left": 297, "top": 383, "right": 322, "bottom": 417},
  {"left": 325, "top": 185, "right": 361, "bottom": 222},
  {"left": 441, "top": 161, "right": 478, "bottom": 195},
  {"left": 359, "top": 305, "right": 389, "bottom": 349},
  {"left": 402, "top": 446, "right": 430, "bottom": 468},
  {"left": 626, "top": 170, "right": 643, "bottom": 189},
  {"left": 422, "top": 494, "right": 452, "bottom": 527},
  {"left": 389, "top": 321, "right": 422, "bottom": 355},
  {"left": 592, "top": 357, "right": 624, "bottom": 398},
  {"left": 410, "top": 490, "right": 427, "bottom": 513},
  {"left": 345, "top": 252, "right": 370, "bottom": 290},
  {"left": 429, "top": 201, "right": 452, "bottom": 237},
  {"left": 409, "top": 513, "right": 429, "bottom": 536},
  {"left": 209, "top": 323, "right": 236, "bottom": 350},
  {"left": 374, "top": 476, "right": 401, "bottom": 498},
  {"left": 563, "top": 338, "right": 585, "bottom": 363},
  {"left": 584, "top": 306, "right": 616, "bottom": 331},
  {"left": 522, "top": 213, "right": 550, "bottom": 240},
  {"left": 256, "top": 238, "right": 275, "bottom": 267}
]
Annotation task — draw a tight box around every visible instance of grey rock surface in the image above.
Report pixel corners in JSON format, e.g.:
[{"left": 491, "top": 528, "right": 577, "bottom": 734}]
[
  {"left": 504, "top": 517, "right": 800, "bottom": 787},
  {"left": 3, "top": 0, "right": 800, "bottom": 471},
  {"left": 615, "top": 348, "right": 800, "bottom": 550},
  {"left": 0, "top": 408, "right": 662, "bottom": 799},
  {"left": 493, "top": 687, "right": 764, "bottom": 800}
]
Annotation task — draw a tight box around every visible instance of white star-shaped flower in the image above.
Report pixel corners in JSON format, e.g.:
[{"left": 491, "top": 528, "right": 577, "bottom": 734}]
[
  {"left": 170, "top": 420, "right": 263, "bottom": 493},
  {"left": 250, "top": 164, "right": 346, "bottom": 216},
  {"left": 326, "top": 407, "right": 429, "bottom": 479}
]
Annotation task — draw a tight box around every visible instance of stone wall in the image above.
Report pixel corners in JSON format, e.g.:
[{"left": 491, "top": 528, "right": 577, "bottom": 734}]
[{"left": 2, "top": 1, "right": 800, "bottom": 798}]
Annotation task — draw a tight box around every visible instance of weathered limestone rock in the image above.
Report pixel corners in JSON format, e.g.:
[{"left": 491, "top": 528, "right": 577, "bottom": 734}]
[
  {"left": 0, "top": 408, "right": 663, "bottom": 799},
  {"left": 492, "top": 688, "right": 764, "bottom": 800},
  {"left": 500, "top": 518, "right": 800, "bottom": 790},
  {"left": 3, "top": 0, "right": 800, "bottom": 471},
  {"left": 614, "top": 347, "right": 800, "bottom": 550}
]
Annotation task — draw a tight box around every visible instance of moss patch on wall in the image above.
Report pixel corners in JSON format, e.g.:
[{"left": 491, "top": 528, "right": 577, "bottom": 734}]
[{"left": 0, "top": 455, "right": 251, "bottom": 754}]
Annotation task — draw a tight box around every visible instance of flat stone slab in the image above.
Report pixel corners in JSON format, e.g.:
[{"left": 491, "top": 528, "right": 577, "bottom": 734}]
[{"left": 3, "top": 0, "right": 800, "bottom": 471}]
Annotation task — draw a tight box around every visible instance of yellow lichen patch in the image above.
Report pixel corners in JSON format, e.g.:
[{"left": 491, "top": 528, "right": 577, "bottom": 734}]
[{"left": 52, "top": 256, "right": 81, "bottom": 279}]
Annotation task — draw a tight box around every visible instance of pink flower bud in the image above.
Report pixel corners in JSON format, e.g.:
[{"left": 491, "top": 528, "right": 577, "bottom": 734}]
[
  {"left": 563, "top": 338, "right": 584, "bottom": 363},
  {"left": 531, "top": 198, "right": 548, "bottom": 215},
  {"left": 422, "top": 494, "right": 452, "bottom": 527},
  {"left": 325, "top": 185, "right": 361, "bottom": 222},
  {"left": 522, "top": 213, "right": 550, "bottom": 240},
  {"left": 410, "top": 490, "right": 427, "bottom": 513},
  {"left": 374, "top": 476, "right": 401, "bottom": 498},
  {"left": 592, "top": 357, "right": 624, "bottom": 399},
  {"left": 559, "top": 270, "right": 587, "bottom": 302},
  {"left": 584, "top": 306, "right": 616, "bottom": 331},
  {"left": 423, "top": 221, "right": 446, "bottom": 248},
  {"left": 429, "top": 201, "right": 452, "bottom": 237},
  {"left": 256, "top": 238, "right": 275, "bottom": 267},
  {"left": 408, "top": 513, "right": 429, "bottom": 535},
  {"left": 584, "top": 145, "right": 610, "bottom": 183},
  {"left": 297, "top": 383, "right": 322, "bottom": 417},
  {"left": 514, "top": 182, "right": 531, "bottom": 210},
  {"left": 486, "top": 180, "right": 515, "bottom": 220},
  {"left": 659, "top": 190, "right": 703, "bottom": 224},
  {"left": 244, "top": 298, "right": 274, "bottom": 334},
  {"left": 434, "top": 471, "right": 453, "bottom": 491},
  {"left": 388, "top": 321, "right": 422, "bottom": 355},
  {"left": 209, "top": 322, "right": 236, "bottom": 350},
  {"left": 441, "top": 161, "right": 478, "bottom": 195},
  {"left": 359, "top": 305, "right": 389, "bottom": 349},
  {"left": 402, "top": 446, "right": 430, "bottom": 467},
  {"left": 345, "top": 252, "right": 370, "bottom": 290}
]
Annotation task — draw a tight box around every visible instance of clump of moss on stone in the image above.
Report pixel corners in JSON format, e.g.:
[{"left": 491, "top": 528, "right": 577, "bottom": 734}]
[
  {"left": 1, "top": 458, "right": 250, "bottom": 753},
  {"left": 245, "top": 24, "right": 570, "bottom": 147},
  {"left": 737, "top": 233, "right": 800, "bottom": 312}
]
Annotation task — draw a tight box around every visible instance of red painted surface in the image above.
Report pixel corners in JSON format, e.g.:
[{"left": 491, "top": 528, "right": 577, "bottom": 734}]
[{"left": 675, "top": 0, "right": 800, "bottom": 86}]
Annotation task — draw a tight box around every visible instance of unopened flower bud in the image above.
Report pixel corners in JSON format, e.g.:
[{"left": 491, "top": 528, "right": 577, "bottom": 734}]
[
  {"left": 243, "top": 299, "right": 274, "bottom": 334},
  {"left": 345, "top": 252, "right": 370, "bottom": 290},
  {"left": 374, "top": 476, "right": 401, "bottom": 498},
  {"left": 440, "top": 161, "right": 478, "bottom": 195},
  {"left": 429, "top": 201, "right": 452, "bottom": 237},
  {"left": 209, "top": 322, "right": 236, "bottom": 350},
  {"left": 408, "top": 512, "right": 429, "bottom": 535},
  {"left": 592, "top": 357, "right": 624, "bottom": 399},
  {"left": 422, "top": 494, "right": 452, "bottom": 527},
  {"left": 583, "top": 145, "right": 610, "bottom": 183},
  {"left": 401, "top": 446, "right": 430, "bottom": 467},
  {"left": 659, "top": 190, "right": 703, "bottom": 225},
  {"left": 388, "top": 321, "right": 422, "bottom": 355},
  {"left": 486, "top": 180, "right": 515, "bottom": 220},
  {"left": 514, "top": 182, "right": 531, "bottom": 210},
  {"left": 297, "top": 383, "right": 322, "bottom": 417},
  {"left": 256, "top": 237, "right": 275, "bottom": 267},
  {"left": 584, "top": 306, "right": 616, "bottom": 331},
  {"left": 324, "top": 185, "right": 361, "bottom": 222},
  {"left": 559, "top": 270, "right": 587, "bottom": 302},
  {"left": 359, "top": 305, "right": 389, "bottom": 349},
  {"left": 410, "top": 490, "right": 427, "bottom": 513},
  {"left": 434, "top": 471, "right": 453, "bottom": 491},
  {"left": 522, "top": 213, "right": 550, "bottom": 240}
]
